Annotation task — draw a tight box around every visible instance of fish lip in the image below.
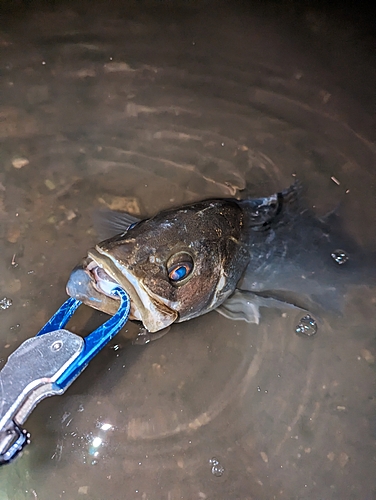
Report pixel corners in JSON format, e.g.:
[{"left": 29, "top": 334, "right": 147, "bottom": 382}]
[{"left": 86, "top": 246, "right": 178, "bottom": 332}]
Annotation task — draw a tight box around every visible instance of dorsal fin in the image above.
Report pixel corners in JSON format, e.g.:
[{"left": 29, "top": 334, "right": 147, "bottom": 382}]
[
  {"left": 93, "top": 209, "right": 141, "bottom": 240},
  {"left": 239, "top": 180, "right": 302, "bottom": 230}
]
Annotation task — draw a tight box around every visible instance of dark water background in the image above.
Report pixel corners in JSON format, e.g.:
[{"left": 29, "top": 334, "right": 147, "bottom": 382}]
[{"left": 0, "top": 1, "right": 375, "bottom": 499}]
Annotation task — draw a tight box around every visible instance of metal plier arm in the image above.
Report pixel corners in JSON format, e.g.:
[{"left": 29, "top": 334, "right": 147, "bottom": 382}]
[{"left": 0, "top": 286, "right": 130, "bottom": 465}]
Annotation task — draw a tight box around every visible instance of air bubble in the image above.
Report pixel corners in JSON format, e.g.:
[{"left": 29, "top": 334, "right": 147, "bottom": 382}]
[
  {"left": 295, "top": 315, "right": 317, "bottom": 337},
  {"left": 211, "top": 463, "right": 225, "bottom": 477},
  {"left": 331, "top": 249, "right": 349, "bottom": 265},
  {"left": 209, "top": 457, "right": 225, "bottom": 477}
]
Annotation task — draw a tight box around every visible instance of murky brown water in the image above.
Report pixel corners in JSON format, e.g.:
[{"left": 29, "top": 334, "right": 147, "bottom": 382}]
[{"left": 0, "top": 2, "right": 375, "bottom": 499}]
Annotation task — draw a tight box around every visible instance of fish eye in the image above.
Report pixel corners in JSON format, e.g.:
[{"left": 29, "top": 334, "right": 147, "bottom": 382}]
[{"left": 167, "top": 252, "right": 194, "bottom": 284}]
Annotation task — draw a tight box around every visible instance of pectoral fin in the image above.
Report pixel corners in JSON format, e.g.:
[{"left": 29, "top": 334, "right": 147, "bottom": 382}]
[{"left": 216, "top": 289, "right": 307, "bottom": 324}]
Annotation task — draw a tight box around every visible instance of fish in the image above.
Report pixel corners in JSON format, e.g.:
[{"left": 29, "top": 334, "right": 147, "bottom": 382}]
[{"left": 66, "top": 182, "right": 374, "bottom": 336}]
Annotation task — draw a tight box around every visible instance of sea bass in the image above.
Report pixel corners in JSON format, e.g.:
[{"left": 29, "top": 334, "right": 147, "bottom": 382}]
[{"left": 66, "top": 182, "right": 372, "bottom": 334}]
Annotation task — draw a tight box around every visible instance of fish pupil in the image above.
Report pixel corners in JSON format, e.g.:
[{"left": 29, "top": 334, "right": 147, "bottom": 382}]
[{"left": 169, "top": 262, "right": 192, "bottom": 281}]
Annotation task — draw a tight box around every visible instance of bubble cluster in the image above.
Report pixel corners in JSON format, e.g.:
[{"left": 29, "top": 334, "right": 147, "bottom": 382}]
[
  {"left": 209, "top": 457, "right": 225, "bottom": 477},
  {"left": 331, "top": 249, "right": 349, "bottom": 265},
  {"left": 295, "top": 315, "right": 318, "bottom": 337},
  {"left": 0, "top": 297, "right": 13, "bottom": 310}
]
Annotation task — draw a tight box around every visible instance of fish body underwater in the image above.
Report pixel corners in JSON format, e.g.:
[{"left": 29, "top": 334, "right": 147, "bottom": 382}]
[{"left": 66, "top": 183, "right": 374, "bottom": 334}]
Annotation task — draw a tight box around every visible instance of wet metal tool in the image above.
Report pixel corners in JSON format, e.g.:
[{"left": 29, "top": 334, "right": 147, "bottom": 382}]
[{"left": 0, "top": 286, "right": 130, "bottom": 466}]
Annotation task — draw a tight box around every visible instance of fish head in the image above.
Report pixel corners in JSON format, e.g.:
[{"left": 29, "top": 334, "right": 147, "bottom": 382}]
[{"left": 66, "top": 200, "right": 249, "bottom": 332}]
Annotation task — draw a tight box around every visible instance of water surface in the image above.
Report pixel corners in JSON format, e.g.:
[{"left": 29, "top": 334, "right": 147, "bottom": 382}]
[{"left": 0, "top": 2, "right": 375, "bottom": 499}]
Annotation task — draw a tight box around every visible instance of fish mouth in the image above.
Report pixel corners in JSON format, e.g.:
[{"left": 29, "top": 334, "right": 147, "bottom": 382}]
[{"left": 66, "top": 246, "right": 178, "bottom": 332}]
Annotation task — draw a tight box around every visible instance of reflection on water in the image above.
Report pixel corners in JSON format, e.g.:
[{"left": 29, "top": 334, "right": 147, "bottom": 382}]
[{"left": 0, "top": 1, "right": 375, "bottom": 499}]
